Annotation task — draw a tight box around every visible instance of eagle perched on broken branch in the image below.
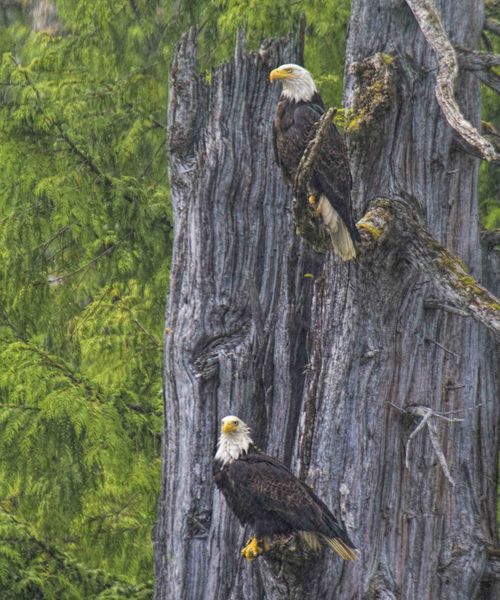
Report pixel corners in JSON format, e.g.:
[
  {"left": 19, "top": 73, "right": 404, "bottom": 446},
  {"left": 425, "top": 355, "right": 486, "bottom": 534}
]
[
  {"left": 213, "top": 416, "right": 358, "bottom": 561},
  {"left": 270, "top": 64, "right": 360, "bottom": 260}
]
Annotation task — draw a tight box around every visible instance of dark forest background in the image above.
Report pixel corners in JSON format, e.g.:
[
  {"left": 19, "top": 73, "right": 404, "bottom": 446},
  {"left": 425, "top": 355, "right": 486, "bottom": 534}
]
[{"left": 0, "top": 1, "right": 498, "bottom": 597}]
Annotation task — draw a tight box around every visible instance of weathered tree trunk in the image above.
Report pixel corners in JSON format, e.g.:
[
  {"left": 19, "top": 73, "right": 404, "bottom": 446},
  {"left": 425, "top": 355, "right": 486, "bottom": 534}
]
[
  {"left": 154, "top": 2, "right": 499, "bottom": 599},
  {"left": 294, "top": 1, "right": 499, "bottom": 598},
  {"left": 153, "top": 29, "right": 323, "bottom": 600}
]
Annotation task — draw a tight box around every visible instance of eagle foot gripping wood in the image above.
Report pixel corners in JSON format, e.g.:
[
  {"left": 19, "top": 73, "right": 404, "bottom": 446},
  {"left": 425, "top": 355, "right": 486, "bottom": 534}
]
[{"left": 241, "top": 536, "right": 272, "bottom": 561}]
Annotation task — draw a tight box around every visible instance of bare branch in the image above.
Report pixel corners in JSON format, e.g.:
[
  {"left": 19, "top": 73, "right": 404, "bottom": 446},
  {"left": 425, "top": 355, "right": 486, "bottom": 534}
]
[
  {"left": 484, "top": 17, "right": 500, "bottom": 37},
  {"left": 406, "top": 0, "right": 500, "bottom": 164},
  {"left": 405, "top": 406, "right": 458, "bottom": 486},
  {"left": 357, "top": 197, "right": 500, "bottom": 336},
  {"left": 405, "top": 407, "right": 432, "bottom": 469},
  {"left": 478, "top": 68, "right": 500, "bottom": 93},
  {"left": 482, "top": 122, "right": 500, "bottom": 153},
  {"left": 424, "top": 298, "right": 469, "bottom": 317},
  {"left": 483, "top": 550, "right": 500, "bottom": 582},
  {"left": 425, "top": 336, "right": 460, "bottom": 361},
  {"left": 481, "top": 228, "right": 500, "bottom": 249},
  {"left": 426, "top": 416, "right": 455, "bottom": 486},
  {"left": 456, "top": 46, "right": 500, "bottom": 70}
]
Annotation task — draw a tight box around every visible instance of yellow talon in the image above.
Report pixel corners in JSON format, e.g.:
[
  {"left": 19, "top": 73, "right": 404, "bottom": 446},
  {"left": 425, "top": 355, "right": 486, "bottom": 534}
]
[
  {"left": 313, "top": 196, "right": 324, "bottom": 217},
  {"left": 241, "top": 536, "right": 262, "bottom": 561}
]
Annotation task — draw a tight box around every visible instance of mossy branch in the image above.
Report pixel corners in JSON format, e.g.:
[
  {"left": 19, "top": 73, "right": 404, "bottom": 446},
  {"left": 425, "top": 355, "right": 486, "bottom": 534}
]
[
  {"left": 356, "top": 197, "right": 500, "bottom": 336},
  {"left": 406, "top": 0, "right": 500, "bottom": 164}
]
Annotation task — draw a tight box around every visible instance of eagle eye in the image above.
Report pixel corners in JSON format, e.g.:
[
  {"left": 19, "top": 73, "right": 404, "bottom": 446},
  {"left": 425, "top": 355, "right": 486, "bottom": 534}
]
[{"left": 233, "top": 420, "right": 239, "bottom": 425}]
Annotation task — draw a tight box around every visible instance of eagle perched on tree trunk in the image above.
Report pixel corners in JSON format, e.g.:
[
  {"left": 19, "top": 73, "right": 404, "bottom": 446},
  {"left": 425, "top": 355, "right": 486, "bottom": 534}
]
[
  {"left": 270, "top": 64, "right": 360, "bottom": 260},
  {"left": 213, "top": 416, "right": 358, "bottom": 561}
]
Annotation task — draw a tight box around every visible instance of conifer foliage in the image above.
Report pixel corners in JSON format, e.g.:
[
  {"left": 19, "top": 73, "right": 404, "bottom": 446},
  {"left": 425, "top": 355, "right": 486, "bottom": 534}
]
[
  {"left": 0, "top": 0, "right": 497, "bottom": 597},
  {"left": 0, "top": 0, "right": 173, "bottom": 595}
]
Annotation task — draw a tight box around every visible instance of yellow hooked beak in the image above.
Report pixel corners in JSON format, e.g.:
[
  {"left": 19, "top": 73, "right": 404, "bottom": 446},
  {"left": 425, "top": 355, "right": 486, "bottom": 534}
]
[
  {"left": 222, "top": 421, "right": 238, "bottom": 434},
  {"left": 269, "top": 68, "right": 289, "bottom": 82}
]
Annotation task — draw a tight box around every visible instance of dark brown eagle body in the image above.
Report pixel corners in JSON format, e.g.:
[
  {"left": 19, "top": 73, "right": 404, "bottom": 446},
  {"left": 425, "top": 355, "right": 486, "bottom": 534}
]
[
  {"left": 273, "top": 93, "right": 360, "bottom": 248},
  {"left": 213, "top": 444, "right": 357, "bottom": 560},
  {"left": 269, "top": 63, "right": 360, "bottom": 259}
]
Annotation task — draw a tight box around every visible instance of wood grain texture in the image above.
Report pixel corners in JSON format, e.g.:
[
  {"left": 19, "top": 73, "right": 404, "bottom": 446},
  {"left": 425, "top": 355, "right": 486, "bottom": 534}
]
[
  {"left": 153, "top": 30, "right": 324, "bottom": 600},
  {"left": 295, "top": 0, "right": 499, "bottom": 597},
  {"left": 154, "top": 2, "right": 500, "bottom": 598}
]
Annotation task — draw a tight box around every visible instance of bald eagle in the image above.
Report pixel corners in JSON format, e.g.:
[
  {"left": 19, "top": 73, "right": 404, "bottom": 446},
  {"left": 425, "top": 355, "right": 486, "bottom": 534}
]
[
  {"left": 269, "top": 64, "right": 360, "bottom": 260},
  {"left": 213, "top": 416, "right": 357, "bottom": 561}
]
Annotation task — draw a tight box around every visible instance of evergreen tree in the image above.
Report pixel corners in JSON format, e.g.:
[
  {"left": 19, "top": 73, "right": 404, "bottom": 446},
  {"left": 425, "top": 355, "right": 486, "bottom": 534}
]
[
  {"left": 0, "top": 0, "right": 497, "bottom": 597},
  {"left": 0, "top": 0, "right": 173, "bottom": 593}
]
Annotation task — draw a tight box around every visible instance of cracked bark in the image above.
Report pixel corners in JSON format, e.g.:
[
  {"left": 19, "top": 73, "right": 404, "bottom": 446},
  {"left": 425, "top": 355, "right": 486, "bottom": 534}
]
[{"left": 154, "top": 1, "right": 500, "bottom": 599}]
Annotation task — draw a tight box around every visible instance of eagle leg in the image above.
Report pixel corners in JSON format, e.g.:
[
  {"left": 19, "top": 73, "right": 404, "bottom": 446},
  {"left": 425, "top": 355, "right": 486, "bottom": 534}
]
[
  {"left": 308, "top": 194, "right": 317, "bottom": 206},
  {"left": 241, "top": 536, "right": 264, "bottom": 561}
]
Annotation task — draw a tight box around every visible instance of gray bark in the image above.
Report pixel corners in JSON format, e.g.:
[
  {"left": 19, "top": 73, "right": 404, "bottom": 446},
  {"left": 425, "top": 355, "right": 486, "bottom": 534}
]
[{"left": 154, "top": 1, "right": 500, "bottom": 598}]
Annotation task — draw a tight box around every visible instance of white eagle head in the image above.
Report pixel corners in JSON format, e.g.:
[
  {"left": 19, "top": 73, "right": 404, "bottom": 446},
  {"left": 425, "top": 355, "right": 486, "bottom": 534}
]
[
  {"left": 269, "top": 63, "right": 318, "bottom": 102},
  {"left": 215, "top": 415, "right": 253, "bottom": 465}
]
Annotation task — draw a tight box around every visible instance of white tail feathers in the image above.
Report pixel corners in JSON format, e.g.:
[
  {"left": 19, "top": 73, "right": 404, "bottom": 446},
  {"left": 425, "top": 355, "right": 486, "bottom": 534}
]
[
  {"left": 321, "top": 534, "right": 359, "bottom": 561},
  {"left": 317, "top": 195, "right": 356, "bottom": 261},
  {"left": 298, "top": 530, "right": 358, "bottom": 560},
  {"left": 298, "top": 531, "right": 321, "bottom": 551}
]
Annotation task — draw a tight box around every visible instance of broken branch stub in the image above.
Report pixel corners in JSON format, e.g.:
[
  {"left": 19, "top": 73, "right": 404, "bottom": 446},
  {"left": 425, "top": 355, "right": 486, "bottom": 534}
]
[{"left": 356, "top": 197, "right": 500, "bottom": 336}]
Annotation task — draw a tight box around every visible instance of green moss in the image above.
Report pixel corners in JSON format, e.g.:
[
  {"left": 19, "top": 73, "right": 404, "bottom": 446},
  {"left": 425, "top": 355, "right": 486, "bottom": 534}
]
[
  {"left": 334, "top": 107, "right": 355, "bottom": 130},
  {"left": 437, "top": 250, "right": 469, "bottom": 274},
  {"left": 437, "top": 252, "right": 500, "bottom": 308},
  {"left": 346, "top": 114, "right": 365, "bottom": 133},
  {"left": 346, "top": 53, "right": 395, "bottom": 135},
  {"left": 357, "top": 220, "right": 382, "bottom": 240}
]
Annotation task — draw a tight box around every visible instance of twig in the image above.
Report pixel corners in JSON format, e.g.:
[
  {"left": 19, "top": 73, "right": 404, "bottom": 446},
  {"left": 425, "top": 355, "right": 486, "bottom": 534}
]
[
  {"left": 405, "top": 406, "right": 459, "bottom": 486},
  {"left": 425, "top": 336, "right": 460, "bottom": 360},
  {"left": 426, "top": 416, "right": 455, "bottom": 486},
  {"left": 405, "top": 407, "right": 433, "bottom": 469},
  {"left": 387, "top": 401, "right": 406, "bottom": 413},
  {"left": 33, "top": 226, "right": 70, "bottom": 253},
  {"left": 48, "top": 232, "right": 133, "bottom": 284},
  {"left": 435, "top": 404, "right": 481, "bottom": 415},
  {"left": 484, "top": 18, "right": 500, "bottom": 37},
  {"left": 481, "top": 229, "right": 500, "bottom": 249},
  {"left": 478, "top": 69, "right": 500, "bottom": 93},
  {"left": 406, "top": 0, "right": 500, "bottom": 164},
  {"left": 424, "top": 298, "right": 469, "bottom": 317},
  {"left": 455, "top": 47, "right": 500, "bottom": 70},
  {"left": 133, "top": 318, "right": 161, "bottom": 347}
]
